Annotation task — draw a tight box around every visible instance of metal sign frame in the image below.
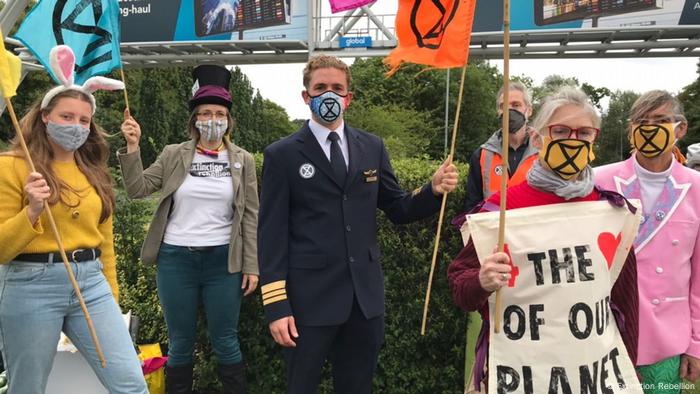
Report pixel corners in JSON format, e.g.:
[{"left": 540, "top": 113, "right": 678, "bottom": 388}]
[{"left": 1, "top": 0, "right": 699, "bottom": 71}]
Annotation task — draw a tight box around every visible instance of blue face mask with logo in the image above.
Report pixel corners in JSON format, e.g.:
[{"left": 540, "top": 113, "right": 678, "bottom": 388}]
[
  {"left": 46, "top": 121, "right": 90, "bottom": 152},
  {"left": 308, "top": 91, "right": 346, "bottom": 126}
]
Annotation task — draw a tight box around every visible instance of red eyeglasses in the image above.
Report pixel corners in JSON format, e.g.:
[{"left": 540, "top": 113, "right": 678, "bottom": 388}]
[{"left": 547, "top": 124, "right": 600, "bottom": 142}]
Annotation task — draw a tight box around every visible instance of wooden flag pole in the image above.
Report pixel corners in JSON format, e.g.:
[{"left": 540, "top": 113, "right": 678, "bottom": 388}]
[
  {"left": 119, "top": 68, "right": 130, "bottom": 114},
  {"left": 4, "top": 98, "right": 107, "bottom": 367},
  {"left": 420, "top": 62, "right": 468, "bottom": 335},
  {"left": 493, "top": 0, "right": 512, "bottom": 335}
]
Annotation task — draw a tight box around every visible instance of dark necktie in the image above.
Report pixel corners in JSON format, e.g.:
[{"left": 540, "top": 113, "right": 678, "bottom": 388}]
[{"left": 327, "top": 132, "right": 347, "bottom": 185}]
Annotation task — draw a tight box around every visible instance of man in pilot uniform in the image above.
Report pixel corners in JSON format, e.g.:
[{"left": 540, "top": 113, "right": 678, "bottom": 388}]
[{"left": 257, "top": 55, "right": 458, "bottom": 393}]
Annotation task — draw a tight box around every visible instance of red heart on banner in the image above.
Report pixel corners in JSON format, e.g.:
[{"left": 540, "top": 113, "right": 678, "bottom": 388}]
[{"left": 598, "top": 232, "right": 622, "bottom": 270}]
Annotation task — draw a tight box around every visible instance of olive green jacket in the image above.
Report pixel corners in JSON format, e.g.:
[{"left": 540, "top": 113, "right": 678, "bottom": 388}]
[{"left": 117, "top": 138, "right": 259, "bottom": 275}]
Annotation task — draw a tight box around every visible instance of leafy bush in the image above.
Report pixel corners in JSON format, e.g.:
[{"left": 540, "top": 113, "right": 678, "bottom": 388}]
[{"left": 115, "top": 154, "right": 470, "bottom": 393}]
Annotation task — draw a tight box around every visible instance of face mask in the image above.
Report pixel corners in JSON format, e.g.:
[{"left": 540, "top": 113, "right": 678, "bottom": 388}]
[
  {"left": 309, "top": 91, "right": 346, "bottom": 126},
  {"left": 539, "top": 137, "right": 595, "bottom": 180},
  {"left": 630, "top": 122, "right": 679, "bottom": 158},
  {"left": 46, "top": 121, "right": 90, "bottom": 152},
  {"left": 499, "top": 108, "right": 527, "bottom": 134},
  {"left": 195, "top": 119, "right": 228, "bottom": 142}
]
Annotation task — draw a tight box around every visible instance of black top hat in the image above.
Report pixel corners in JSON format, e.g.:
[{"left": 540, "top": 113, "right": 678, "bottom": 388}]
[{"left": 189, "top": 65, "right": 233, "bottom": 110}]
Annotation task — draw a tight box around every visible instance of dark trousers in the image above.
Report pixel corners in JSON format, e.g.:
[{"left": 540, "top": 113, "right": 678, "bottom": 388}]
[
  {"left": 157, "top": 243, "right": 243, "bottom": 366},
  {"left": 284, "top": 298, "right": 385, "bottom": 394}
]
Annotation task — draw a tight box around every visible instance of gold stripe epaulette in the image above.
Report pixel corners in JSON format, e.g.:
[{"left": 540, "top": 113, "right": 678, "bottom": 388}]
[{"left": 261, "top": 280, "right": 287, "bottom": 306}]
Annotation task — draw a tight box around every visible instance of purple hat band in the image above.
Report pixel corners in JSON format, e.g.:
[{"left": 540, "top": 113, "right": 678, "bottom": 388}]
[{"left": 189, "top": 85, "right": 232, "bottom": 110}]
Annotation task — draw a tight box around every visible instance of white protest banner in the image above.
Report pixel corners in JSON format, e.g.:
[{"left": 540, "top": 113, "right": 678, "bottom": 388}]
[{"left": 463, "top": 200, "right": 642, "bottom": 394}]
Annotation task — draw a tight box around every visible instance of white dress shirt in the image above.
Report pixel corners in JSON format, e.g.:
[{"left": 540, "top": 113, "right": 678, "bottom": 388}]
[{"left": 308, "top": 118, "right": 349, "bottom": 169}]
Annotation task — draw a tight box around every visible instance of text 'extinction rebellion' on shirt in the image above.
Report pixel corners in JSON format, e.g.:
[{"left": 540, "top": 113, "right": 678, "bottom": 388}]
[
  {"left": 189, "top": 161, "right": 232, "bottom": 178},
  {"left": 163, "top": 152, "right": 235, "bottom": 247}
]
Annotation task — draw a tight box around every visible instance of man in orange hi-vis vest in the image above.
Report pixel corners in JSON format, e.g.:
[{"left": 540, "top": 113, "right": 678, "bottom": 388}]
[{"left": 464, "top": 82, "right": 539, "bottom": 212}]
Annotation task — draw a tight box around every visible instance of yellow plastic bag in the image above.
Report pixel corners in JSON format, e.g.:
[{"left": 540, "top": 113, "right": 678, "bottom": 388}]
[{"left": 138, "top": 344, "right": 167, "bottom": 394}]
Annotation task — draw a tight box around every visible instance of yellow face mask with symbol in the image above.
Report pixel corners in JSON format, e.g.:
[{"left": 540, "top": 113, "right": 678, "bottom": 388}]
[
  {"left": 630, "top": 122, "right": 679, "bottom": 158},
  {"left": 540, "top": 137, "right": 595, "bottom": 180}
]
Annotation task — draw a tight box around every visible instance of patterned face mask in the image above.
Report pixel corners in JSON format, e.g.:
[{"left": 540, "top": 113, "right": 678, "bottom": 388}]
[
  {"left": 46, "top": 121, "right": 90, "bottom": 152},
  {"left": 308, "top": 91, "right": 347, "bottom": 125},
  {"left": 195, "top": 119, "right": 228, "bottom": 142},
  {"left": 630, "top": 122, "right": 679, "bottom": 158},
  {"left": 539, "top": 137, "right": 595, "bottom": 180}
]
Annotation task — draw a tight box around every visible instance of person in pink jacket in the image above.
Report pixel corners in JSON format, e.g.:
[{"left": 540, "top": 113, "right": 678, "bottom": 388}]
[{"left": 595, "top": 90, "right": 700, "bottom": 393}]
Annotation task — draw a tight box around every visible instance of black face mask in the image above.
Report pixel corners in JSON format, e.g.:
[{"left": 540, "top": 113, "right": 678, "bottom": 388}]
[{"left": 499, "top": 108, "right": 527, "bottom": 134}]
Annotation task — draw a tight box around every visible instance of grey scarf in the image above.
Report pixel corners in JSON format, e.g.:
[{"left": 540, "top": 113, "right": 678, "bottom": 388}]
[{"left": 526, "top": 159, "right": 594, "bottom": 200}]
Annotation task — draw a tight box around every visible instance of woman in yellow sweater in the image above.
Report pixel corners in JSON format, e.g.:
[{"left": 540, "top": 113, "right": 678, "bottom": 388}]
[{"left": 0, "top": 46, "right": 147, "bottom": 394}]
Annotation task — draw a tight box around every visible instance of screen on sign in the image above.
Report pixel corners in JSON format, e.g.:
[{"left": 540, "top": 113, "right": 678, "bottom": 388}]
[
  {"left": 194, "top": 0, "right": 291, "bottom": 37},
  {"left": 535, "top": 0, "right": 660, "bottom": 25}
]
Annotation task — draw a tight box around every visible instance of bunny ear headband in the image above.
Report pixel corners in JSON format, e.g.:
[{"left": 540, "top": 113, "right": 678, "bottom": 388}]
[{"left": 40, "top": 45, "right": 124, "bottom": 114}]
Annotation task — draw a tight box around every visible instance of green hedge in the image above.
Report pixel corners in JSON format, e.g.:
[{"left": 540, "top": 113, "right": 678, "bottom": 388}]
[{"left": 115, "top": 155, "right": 470, "bottom": 393}]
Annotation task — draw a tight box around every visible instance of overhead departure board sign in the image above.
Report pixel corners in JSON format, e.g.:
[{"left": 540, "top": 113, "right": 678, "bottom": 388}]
[
  {"left": 535, "top": 0, "right": 660, "bottom": 26},
  {"left": 119, "top": 0, "right": 306, "bottom": 43},
  {"left": 472, "top": 0, "right": 699, "bottom": 32}
]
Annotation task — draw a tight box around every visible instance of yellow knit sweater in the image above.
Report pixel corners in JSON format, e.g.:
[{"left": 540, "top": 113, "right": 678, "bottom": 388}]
[{"left": 0, "top": 155, "right": 118, "bottom": 300}]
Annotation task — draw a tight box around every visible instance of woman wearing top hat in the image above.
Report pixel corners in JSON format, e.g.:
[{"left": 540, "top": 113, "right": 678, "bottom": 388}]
[{"left": 118, "top": 65, "right": 259, "bottom": 394}]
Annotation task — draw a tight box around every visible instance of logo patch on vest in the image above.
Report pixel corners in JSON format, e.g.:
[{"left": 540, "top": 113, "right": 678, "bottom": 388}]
[{"left": 494, "top": 165, "right": 503, "bottom": 176}]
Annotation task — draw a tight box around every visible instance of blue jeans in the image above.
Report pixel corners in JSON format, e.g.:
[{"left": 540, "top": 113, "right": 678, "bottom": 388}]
[
  {"left": 156, "top": 244, "right": 243, "bottom": 366},
  {"left": 0, "top": 259, "right": 147, "bottom": 394}
]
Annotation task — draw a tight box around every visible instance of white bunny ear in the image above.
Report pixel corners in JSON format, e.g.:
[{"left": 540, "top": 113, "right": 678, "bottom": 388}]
[
  {"left": 49, "top": 45, "right": 75, "bottom": 87},
  {"left": 82, "top": 76, "right": 125, "bottom": 93}
]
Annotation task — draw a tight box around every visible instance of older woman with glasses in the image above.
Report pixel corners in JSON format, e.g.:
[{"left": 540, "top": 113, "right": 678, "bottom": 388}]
[
  {"left": 118, "top": 65, "right": 259, "bottom": 394},
  {"left": 596, "top": 91, "right": 700, "bottom": 393},
  {"left": 448, "top": 87, "right": 639, "bottom": 392}
]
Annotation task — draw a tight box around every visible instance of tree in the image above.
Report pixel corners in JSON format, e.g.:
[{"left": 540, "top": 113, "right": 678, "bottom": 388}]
[
  {"left": 597, "top": 90, "right": 638, "bottom": 165},
  {"left": 678, "top": 61, "right": 700, "bottom": 154},
  {"left": 229, "top": 67, "right": 257, "bottom": 148},
  {"left": 110, "top": 67, "right": 192, "bottom": 166},
  {"left": 345, "top": 104, "right": 436, "bottom": 158},
  {"left": 454, "top": 61, "right": 504, "bottom": 161},
  {"left": 531, "top": 76, "right": 610, "bottom": 111},
  {"left": 0, "top": 0, "right": 63, "bottom": 145},
  {"left": 531, "top": 75, "right": 580, "bottom": 109},
  {"left": 581, "top": 83, "right": 611, "bottom": 111},
  {"left": 0, "top": 71, "right": 53, "bottom": 144},
  {"left": 244, "top": 98, "right": 296, "bottom": 149},
  {"left": 349, "top": 58, "right": 502, "bottom": 162},
  {"left": 229, "top": 67, "right": 296, "bottom": 152}
]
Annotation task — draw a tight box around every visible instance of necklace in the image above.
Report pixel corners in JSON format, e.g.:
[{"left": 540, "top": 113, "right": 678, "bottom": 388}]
[{"left": 196, "top": 142, "right": 225, "bottom": 158}]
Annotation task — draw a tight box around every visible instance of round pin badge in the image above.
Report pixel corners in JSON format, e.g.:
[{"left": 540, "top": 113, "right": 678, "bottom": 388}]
[
  {"left": 299, "top": 163, "right": 315, "bottom": 179},
  {"left": 233, "top": 162, "right": 242, "bottom": 169},
  {"left": 494, "top": 165, "right": 503, "bottom": 176}
]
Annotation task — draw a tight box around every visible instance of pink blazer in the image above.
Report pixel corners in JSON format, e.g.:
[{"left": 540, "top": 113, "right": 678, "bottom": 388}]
[{"left": 595, "top": 157, "right": 700, "bottom": 365}]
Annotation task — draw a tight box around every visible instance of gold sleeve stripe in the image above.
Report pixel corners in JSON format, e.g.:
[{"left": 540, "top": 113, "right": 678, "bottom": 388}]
[
  {"left": 261, "top": 280, "right": 286, "bottom": 294},
  {"left": 262, "top": 294, "right": 287, "bottom": 306},
  {"left": 262, "top": 289, "right": 286, "bottom": 301}
]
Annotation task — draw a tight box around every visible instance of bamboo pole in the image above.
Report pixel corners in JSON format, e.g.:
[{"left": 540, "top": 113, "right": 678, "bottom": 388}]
[
  {"left": 493, "top": 0, "right": 512, "bottom": 335},
  {"left": 119, "top": 68, "right": 130, "bottom": 114},
  {"left": 5, "top": 98, "right": 106, "bottom": 367},
  {"left": 420, "top": 62, "right": 468, "bottom": 335}
]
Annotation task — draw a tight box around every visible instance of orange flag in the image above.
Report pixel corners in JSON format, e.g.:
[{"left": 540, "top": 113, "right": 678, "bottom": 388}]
[{"left": 384, "top": 0, "right": 476, "bottom": 74}]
